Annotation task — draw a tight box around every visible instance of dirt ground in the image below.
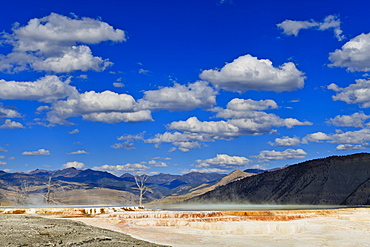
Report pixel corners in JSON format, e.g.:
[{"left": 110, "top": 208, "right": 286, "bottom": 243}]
[{"left": 0, "top": 214, "right": 168, "bottom": 247}]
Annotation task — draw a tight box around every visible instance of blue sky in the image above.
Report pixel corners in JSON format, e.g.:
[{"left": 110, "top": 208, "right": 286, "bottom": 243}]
[{"left": 1, "top": 0, "right": 370, "bottom": 175}]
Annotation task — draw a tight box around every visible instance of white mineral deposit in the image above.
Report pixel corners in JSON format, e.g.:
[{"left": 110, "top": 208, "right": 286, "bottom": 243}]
[{"left": 2, "top": 206, "right": 369, "bottom": 246}]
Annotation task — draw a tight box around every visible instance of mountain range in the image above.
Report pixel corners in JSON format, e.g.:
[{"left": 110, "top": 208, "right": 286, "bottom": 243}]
[
  {"left": 1, "top": 152, "right": 370, "bottom": 206},
  {"left": 0, "top": 168, "right": 226, "bottom": 206}
]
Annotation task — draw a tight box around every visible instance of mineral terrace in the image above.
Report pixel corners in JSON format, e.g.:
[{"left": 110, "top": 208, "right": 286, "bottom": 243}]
[{"left": 1, "top": 206, "right": 370, "bottom": 246}]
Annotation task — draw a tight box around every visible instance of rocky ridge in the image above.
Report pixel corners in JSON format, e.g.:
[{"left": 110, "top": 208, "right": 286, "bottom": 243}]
[{"left": 190, "top": 153, "right": 370, "bottom": 205}]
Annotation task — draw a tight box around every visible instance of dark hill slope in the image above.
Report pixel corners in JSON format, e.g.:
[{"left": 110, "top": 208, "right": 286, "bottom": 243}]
[{"left": 189, "top": 153, "right": 370, "bottom": 205}]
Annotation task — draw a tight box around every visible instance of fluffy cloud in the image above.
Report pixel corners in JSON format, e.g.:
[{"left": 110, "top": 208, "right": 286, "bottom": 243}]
[
  {"left": 92, "top": 163, "right": 150, "bottom": 175},
  {"left": 214, "top": 98, "right": 311, "bottom": 134},
  {"left": 303, "top": 128, "right": 370, "bottom": 146},
  {"left": 67, "top": 150, "right": 89, "bottom": 155},
  {"left": 0, "top": 76, "right": 76, "bottom": 102},
  {"left": 326, "top": 112, "right": 370, "bottom": 127},
  {"left": 0, "top": 161, "right": 6, "bottom": 166},
  {"left": 277, "top": 20, "right": 318, "bottom": 36},
  {"left": 252, "top": 149, "right": 307, "bottom": 161},
  {"left": 81, "top": 111, "right": 152, "bottom": 123},
  {"left": 0, "top": 119, "right": 25, "bottom": 129},
  {"left": 117, "top": 132, "right": 145, "bottom": 141},
  {"left": 199, "top": 54, "right": 305, "bottom": 92},
  {"left": 113, "top": 82, "right": 125, "bottom": 88},
  {"left": 138, "top": 81, "right": 217, "bottom": 111},
  {"left": 31, "top": 45, "right": 112, "bottom": 73},
  {"left": 0, "top": 13, "right": 125, "bottom": 73},
  {"left": 0, "top": 105, "right": 21, "bottom": 118},
  {"left": 277, "top": 15, "right": 344, "bottom": 41},
  {"left": 147, "top": 160, "right": 168, "bottom": 167},
  {"left": 226, "top": 98, "right": 278, "bottom": 111},
  {"left": 196, "top": 154, "right": 251, "bottom": 170},
  {"left": 329, "top": 33, "right": 370, "bottom": 72},
  {"left": 22, "top": 148, "right": 50, "bottom": 155},
  {"left": 0, "top": 147, "right": 8, "bottom": 152},
  {"left": 174, "top": 141, "right": 202, "bottom": 152},
  {"left": 146, "top": 98, "right": 311, "bottom": 151},
  {"left": 111, "top": 142, "right": 135, "bottom": 150},
  {"left": 62, "top": 161, "right": 87, "bottom": 169},
  {"left": 111, "top": 132, "right": 145, "bottom": 150},
  {"left": 335, "top": 144, "right": 366, "bottom": 151},
  {"left": 328, "top": 79, "right": 370, "bottom": 108},
  {"left": 269, "top": 136, "right": 301, "bottom": 146},
  {"left": 228, "top": 114, "right": 311, "bottom": 134},
  {"left": 168, "top": 117, "right": 241, "bottom": 139},
  {"left": 182, "top": 168, "right": 228, "bottom": 173},
  {"left": 145, "top": 131, "right": 204, "bottom": 152},
  {"left": 302, "top": 132, "right": 331, "bottom": 143},
  {"left": 47, "top": 90, "right": 152, "bottom": 124}
]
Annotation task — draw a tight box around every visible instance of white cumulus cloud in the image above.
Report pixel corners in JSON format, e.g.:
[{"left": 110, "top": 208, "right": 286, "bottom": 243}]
[
  {"left": 335, "top": 144, "right": 366, "bottom": 151},
  {"left": 226, "top": 98, "right": 278, "bottom": 111},
  {"left": 0, "top": 76, "right": 76, "bottom": 102},
  {"left": 92, "top": 163, "right": 150, "bottom": 175},
  {"left": 0, "top": 105, "right": 21, "bottom": 118},
  {"left": 147, "top": 160, "right": 168, "bottom": 167},
  {"left": 145, "top": 131, "right": 204, "bottom": 152},
  {"left": 199, "top": 54, "right": 305, "bottom": 92},
  {"left": 22, "top": 148, "right": 50, "bottom": 155},
  {"left": 269, "top": 136, "right": 301, "bottom": 146},
  {"left": 47, "top": 90, "right": 152, "bottom": 124},
  {"left": 303, "top": 128, "right": 370, "bottom": 146},
  {"left": 326, "top": 112, "right": 370, "bottom": 127},
  {"left": 62, "top": 161, "right": 87, "bottom": 169},
  {"left": 0, "top": 119, "right": 25, "bottom": 129},
  {"left": 302, "top": 132, "right": 331, "bottom": 143},
  {"left": 0, "top": 13, "right": 125, "bottom": 73},
  {"left": 182, "top": 168, "right": 228, "bottom": 173},
  {"left": 168, "top": 117, "right": 240, "bottom": 139},
  {"left": 196, "top": 154, "right": 251, "bottom": 170},
  {"left": 146, "top": 98, "right": 311, "bottom": 152},
  {"left": 329, "top": 33, "right": 370, "bottom": 72},
  {"left": 138, "top": 81, "right": 217, "bottom": 111},
  {"left": 328, "top": 79, "right": 370, "bottom": 108},
  {"left": 111, "top": 142, "right": 135, "bottom": 150},
  {"left": 253, "top": 149, "right": 307, "bottom": 161},
  {"left": 31, "top": 45, "right": 112, "bottom": 73}
]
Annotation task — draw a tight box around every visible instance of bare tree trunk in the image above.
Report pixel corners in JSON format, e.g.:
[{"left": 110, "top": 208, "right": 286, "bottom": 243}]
[
  {"left": 43, "top": 172, "right": 65, "bottom": 205},
  {"left": 134, "top": 174, "right": 149, "bottom": 207},
  {"left": 44, "top": 175, "right": 53, "bottom": 204},
  {"left": 14, "top": 180, "right": 30, "bottom": 205}
]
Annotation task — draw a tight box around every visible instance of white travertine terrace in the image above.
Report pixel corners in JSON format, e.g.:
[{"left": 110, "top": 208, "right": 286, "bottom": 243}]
[{"left": 1, "top": 206, "right": 370, "bottom": 246}]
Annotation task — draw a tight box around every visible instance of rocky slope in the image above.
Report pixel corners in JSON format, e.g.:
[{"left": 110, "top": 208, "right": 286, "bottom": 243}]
[
  {"left": 189, "top": 153, "right": 370, "bottom": 205},
  {"left": 151, "top": 170, "right": 255, "bottom": 204}
]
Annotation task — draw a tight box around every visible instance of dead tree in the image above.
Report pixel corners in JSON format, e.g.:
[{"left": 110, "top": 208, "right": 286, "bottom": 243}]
[
  {"left": 14, "top": 180, "right": 30, "bottom": 205},
  {"left": 134, "top": 174, "right": 149, "bottom": 207},
  {"left": 42, "top": 172, "right": 64, "bottom": 205}
]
